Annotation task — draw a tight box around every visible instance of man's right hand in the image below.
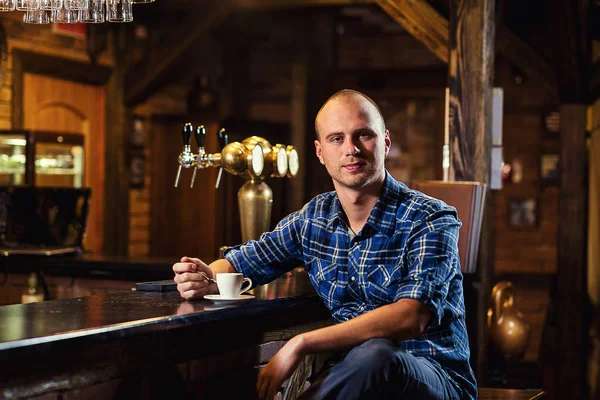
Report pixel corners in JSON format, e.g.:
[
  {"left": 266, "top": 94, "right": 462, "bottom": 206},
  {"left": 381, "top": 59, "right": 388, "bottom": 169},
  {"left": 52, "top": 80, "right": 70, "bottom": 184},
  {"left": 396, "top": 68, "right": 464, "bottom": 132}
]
[{"left": 173, "top": 256, "right": 217, "bottom": 300}]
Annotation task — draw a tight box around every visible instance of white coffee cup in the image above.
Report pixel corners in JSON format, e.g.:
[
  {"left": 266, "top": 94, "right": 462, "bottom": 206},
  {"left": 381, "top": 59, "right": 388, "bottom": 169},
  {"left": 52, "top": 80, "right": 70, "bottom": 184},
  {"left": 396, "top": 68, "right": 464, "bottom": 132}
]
[{"left": 216, "top": 273, "right": 253, "bottom": 299}]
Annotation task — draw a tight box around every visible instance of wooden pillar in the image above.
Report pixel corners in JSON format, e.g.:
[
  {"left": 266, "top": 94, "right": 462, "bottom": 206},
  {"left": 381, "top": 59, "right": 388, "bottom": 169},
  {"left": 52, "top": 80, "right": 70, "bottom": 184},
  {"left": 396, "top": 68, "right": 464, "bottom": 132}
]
[
  {"left": 304, "top": 12, "right": 336, "bottom": 202},
  {"left": 104, "top": 26, "right": 132, "bottom": 256},
  {"left": 448, "top": 0, "right": 495, "bottom": 384},
  {"left": 290, "top": 57, "right": 308, "bottom": 212},
  {"left": 547, "top": 0, "right": 589, "bottom": 395},
  {"left": 556, "top": 104, "right": 588, "bottom": 400}
]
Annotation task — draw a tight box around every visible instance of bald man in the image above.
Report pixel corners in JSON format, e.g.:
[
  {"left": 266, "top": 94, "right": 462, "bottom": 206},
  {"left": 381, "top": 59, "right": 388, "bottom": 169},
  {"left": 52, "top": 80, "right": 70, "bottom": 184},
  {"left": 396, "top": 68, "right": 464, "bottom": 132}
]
[{"left": 173, "top": 90, "right": 477, "bottom": 399}]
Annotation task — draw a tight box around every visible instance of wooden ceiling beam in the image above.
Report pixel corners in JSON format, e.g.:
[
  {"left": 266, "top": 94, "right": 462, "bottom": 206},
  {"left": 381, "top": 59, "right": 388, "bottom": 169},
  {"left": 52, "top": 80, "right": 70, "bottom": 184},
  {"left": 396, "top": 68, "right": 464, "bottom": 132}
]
[
  {"left": 124, "top": 1, "right": 235, "bottom": 106},
  {"left": 548, "top": 0, "right": 588, "bottom": 103},
  {"left": 375, "top": 0, "right": 448, "bottom": 63},
  {"left": 377, "top": 0, "right": 557, "bottom": 99},
  {"left": 235, "top": 0, "right": 376, "bottom": 10},
  {"left": 496, "top": 27, "right": 558, "bottom": 102}
]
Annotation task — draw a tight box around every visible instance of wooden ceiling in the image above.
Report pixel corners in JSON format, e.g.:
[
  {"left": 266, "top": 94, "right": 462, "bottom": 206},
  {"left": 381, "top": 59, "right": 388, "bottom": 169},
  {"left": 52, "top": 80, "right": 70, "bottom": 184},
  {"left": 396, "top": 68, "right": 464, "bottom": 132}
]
[{"left": 126, "top": 0, "right": 593, "bottom": 106}]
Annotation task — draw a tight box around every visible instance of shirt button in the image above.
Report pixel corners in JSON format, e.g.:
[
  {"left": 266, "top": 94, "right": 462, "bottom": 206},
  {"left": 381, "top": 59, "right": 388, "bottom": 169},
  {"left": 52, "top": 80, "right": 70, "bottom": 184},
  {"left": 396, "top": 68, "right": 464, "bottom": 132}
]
[
  {"left": 385, "top": 277, "right": 389, "bottom": 281},
  {"left": 351, "top": 276, "right": 356, "bottom": 282}
]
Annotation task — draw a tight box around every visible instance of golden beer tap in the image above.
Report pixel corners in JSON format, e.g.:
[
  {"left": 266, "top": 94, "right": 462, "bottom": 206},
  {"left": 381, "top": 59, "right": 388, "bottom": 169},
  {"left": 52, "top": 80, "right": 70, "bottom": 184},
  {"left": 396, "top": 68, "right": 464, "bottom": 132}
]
[{"left": 175, "top": 123, "right": 299, "bottom": 242}]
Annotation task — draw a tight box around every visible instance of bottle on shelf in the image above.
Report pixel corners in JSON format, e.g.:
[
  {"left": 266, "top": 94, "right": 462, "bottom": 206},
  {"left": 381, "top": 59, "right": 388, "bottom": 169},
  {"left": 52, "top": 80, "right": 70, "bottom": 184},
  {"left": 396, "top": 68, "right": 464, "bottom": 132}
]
[
  {"left": 21, "top": 273, "right": 44, "bottom": 304},
  {"left": 186, "top": 75, "right": 217, "bottom": 113}
]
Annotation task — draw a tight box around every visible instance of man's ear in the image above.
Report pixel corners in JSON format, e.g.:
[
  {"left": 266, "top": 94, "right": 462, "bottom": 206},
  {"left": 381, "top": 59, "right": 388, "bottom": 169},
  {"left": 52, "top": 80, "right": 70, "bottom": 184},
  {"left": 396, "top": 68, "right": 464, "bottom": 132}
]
[
  {"left": 314, "top": 140, "right": 324, "bottom": 165},
  {"left": 384, "top": 130, "right": 391, "bottom": 159}
]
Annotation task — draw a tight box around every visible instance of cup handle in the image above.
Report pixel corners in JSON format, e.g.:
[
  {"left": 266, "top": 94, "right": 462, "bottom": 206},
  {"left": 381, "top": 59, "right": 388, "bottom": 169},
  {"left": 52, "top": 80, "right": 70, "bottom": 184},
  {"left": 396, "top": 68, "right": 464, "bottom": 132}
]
[{"left": 239, "top": 277, "right": 253, "bottom": 294}]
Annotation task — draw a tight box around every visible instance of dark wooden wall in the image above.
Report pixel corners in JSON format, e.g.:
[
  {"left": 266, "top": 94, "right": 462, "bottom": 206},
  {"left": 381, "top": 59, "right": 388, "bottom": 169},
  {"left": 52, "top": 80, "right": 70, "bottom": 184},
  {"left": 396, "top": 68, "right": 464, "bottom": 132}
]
[{"left": 149, "top": 115, "right": 220, "bottom": 259}]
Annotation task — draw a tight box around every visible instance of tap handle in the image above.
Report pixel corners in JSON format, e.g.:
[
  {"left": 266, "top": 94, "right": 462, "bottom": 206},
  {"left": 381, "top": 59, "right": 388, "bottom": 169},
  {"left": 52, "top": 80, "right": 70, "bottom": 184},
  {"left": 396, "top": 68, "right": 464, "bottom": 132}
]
[
  {"left": 217, "top": 128, "right": 228, "bottom": 149},
  {"left": 215, "top": 128, "right": 228, "bottom": 190},
  {"left": 175, "top": 165, "right": 183, "bottom": 187},
  {"left": 195, "top": 125, "right": 206, "bottom": 148},
  {"left": 182, "top": 122, "right": 193, "bottom": 147},
  {"left": 190, "top": 167, "right": 198, "bottom": 188}
]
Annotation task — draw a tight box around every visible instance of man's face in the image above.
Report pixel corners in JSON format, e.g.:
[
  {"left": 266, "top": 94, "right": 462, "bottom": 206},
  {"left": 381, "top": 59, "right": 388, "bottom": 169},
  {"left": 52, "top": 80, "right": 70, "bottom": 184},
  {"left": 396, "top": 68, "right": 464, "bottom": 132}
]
[{"left": 314, "top": 97, "right": 391, "bottom": 190}]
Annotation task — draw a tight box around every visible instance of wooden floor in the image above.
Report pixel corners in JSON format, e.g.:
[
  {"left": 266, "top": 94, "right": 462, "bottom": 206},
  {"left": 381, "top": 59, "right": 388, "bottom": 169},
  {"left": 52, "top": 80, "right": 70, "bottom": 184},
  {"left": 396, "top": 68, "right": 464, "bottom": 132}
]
[{"left": 479, "top": 388, "right": 545, "bottom": 400}]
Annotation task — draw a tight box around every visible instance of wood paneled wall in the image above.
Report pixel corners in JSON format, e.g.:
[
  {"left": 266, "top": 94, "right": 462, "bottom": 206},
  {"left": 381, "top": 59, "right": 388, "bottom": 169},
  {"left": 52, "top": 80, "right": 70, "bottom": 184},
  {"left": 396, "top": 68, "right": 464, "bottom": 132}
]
[
  {"left": 0, "top": 15, "right": 115, "bottom": 255},
  {"left": 127, "top": 124, "right": 152, "bottom": 257},
  {"left": 492, "top": 59, "right": 557, "bottom": 362},
  {"left": 0, "top": 16, "right": 147, "bottom": 257},
  {"left": 0, "top": 14, "right": 113, "bottom": 131}
]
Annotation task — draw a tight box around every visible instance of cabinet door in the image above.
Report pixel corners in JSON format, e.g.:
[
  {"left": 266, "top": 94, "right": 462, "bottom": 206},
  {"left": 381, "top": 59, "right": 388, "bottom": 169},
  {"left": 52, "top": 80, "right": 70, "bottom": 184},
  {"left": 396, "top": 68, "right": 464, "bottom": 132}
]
[
  {"left": 0, "top": 133, "right": 27, "bottom": 185},
  {"left": 23, "top": 73, "right": 105, "bottom": 255},
  {"left": 34, "top": 132, "right": 85, "bottom": 188}
]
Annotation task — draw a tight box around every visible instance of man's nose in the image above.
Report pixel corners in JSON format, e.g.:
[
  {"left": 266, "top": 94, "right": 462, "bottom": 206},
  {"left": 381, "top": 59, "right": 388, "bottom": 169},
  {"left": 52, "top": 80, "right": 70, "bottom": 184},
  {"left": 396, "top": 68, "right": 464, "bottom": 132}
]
[{"left": 345, "top": 140, "right": 360, "bottom": 156}]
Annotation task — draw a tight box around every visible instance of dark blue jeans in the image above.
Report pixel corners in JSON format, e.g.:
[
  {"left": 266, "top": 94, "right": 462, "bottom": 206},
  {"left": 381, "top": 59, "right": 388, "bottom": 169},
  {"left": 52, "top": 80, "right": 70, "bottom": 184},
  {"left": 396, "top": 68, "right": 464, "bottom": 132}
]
[{"left": 297, "top": 338, "right": 462, "bottom": 400}]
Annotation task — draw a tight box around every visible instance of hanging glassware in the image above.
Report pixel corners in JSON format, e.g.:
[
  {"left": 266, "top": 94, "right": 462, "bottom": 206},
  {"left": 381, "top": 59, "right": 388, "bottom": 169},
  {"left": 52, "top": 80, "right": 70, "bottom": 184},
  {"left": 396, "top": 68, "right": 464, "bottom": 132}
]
[{"left": 3, "top": 0, "right": 152, "bottom": 23}]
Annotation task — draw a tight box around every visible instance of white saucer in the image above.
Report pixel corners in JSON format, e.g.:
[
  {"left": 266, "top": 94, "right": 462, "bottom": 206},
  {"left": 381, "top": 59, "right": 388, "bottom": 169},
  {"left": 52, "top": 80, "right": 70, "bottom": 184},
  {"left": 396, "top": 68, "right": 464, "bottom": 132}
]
[{"left": 204, "top": 294, "right": 255, "bottom": 303}]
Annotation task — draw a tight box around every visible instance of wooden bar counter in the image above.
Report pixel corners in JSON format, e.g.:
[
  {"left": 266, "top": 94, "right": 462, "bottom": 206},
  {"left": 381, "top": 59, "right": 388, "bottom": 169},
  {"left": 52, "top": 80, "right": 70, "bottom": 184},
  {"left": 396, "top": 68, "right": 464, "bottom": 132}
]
[{"left": 0, "top": 268, "right": 331, "bottom": 399}]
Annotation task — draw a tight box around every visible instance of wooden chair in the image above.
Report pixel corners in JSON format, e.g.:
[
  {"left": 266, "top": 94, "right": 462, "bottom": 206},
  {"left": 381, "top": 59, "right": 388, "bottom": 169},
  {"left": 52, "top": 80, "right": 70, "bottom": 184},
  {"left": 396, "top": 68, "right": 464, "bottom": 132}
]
[{"left": 413, "top": 181, "right": 545, "bottom": 399}]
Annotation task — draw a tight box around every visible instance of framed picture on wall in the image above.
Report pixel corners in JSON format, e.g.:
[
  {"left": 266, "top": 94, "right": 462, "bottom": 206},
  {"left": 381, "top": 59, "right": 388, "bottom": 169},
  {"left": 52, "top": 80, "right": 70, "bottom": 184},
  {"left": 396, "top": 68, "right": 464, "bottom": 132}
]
[
  {"left": 129, "top": 116, "right": 147, "bottom": 189},
  {"left": 540, "top": 153, "right": 560, "bottom": 186},
  {"left": 541, "top": 104, "right": 560, "bottom": 139},
  {"left": 508, "top": 197, "right": 538, "bottom": 228}
]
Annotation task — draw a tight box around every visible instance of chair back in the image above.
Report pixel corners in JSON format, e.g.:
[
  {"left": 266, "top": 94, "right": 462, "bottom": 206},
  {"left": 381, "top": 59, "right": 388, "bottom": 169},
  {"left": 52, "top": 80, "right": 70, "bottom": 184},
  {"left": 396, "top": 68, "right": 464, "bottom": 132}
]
[{"left": 412, "top": 180, "right": 486, "bottom": 274}]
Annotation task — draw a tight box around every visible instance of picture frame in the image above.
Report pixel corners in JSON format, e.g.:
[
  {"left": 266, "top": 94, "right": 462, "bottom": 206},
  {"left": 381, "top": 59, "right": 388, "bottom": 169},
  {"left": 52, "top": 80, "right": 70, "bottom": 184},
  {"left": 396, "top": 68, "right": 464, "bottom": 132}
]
[
  {"left": 52, "top": 23, "right": 87, "bottom": 40},
  {"left": 131, "top": 116, "right": 146, "bottom": 148},
  {"left": 540, "top": 153, "right": 560, "bottom": 186},
  {"left": 129, "top": 116, "right": 147, "bottom": 189},
  {"left": 541, "top": 104, "right": 560, "bottom": 139},
  {"left": 508, "top": 197, "right": 538, "bottom": 228},
  {"left": 129, "top": 152, "right": 145, "bottom": 189}
]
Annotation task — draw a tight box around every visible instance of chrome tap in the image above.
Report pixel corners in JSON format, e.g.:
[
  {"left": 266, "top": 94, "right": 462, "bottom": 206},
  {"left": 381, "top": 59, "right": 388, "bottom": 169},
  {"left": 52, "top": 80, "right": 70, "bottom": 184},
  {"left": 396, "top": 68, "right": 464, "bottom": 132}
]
[
  {"left": 190, "top": 125, "right": 206, "bottom": 188},
  {"left": 174, "top": 123, "right": 196, "bottom": 188}
]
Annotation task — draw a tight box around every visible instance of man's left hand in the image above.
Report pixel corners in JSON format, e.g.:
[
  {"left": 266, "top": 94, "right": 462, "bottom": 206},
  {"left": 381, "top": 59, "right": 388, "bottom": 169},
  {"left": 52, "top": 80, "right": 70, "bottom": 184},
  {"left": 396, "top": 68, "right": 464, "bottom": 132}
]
[{"left": 257, "top": 336, "right": 305, "bottom": 400}]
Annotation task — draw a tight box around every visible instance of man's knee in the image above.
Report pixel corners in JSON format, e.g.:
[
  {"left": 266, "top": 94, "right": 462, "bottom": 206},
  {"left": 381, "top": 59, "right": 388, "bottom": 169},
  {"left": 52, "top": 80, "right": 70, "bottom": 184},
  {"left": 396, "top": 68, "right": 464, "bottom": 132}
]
[{"left": 342, "top": 338, "right": 410, "bottom": 375}]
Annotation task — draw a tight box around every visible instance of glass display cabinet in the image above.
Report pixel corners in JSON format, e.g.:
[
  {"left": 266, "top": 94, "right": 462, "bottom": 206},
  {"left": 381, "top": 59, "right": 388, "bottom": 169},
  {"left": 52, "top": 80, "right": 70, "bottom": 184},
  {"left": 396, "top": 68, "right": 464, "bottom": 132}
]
[
  {"left": 0, "top": 132, "right": 29, "bottom": 186},
  {"left": 0, "top": 130, "right": 84, "bottom": 188}
]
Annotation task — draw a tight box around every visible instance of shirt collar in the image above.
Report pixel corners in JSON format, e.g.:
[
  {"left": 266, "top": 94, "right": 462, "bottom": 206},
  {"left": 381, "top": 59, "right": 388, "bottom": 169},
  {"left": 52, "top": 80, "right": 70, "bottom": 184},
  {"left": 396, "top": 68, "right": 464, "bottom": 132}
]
[
  {"left": 326, "top": 196, "right": 347, "bottom": 231},
  {"left": 364, "top": 171, "right": 403, "bottom": 238},
  {"left": 326, "top": 171, "right": 405, "bottom": 238}
]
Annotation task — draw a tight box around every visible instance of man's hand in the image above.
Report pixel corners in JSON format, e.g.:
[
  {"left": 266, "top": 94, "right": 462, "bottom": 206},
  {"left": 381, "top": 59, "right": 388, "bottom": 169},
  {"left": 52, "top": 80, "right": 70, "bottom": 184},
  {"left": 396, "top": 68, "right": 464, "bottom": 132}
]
[
  {"left": 173, "top": 256, "right": 217, "bottom": 300},
  {"left": 257, "top": 336, "right": 305, "bottom": 400}
]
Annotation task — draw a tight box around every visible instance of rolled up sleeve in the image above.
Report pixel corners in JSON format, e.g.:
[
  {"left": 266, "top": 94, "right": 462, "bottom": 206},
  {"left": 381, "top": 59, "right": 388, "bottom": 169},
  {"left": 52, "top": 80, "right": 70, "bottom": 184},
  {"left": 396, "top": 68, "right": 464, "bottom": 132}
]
[
  {"left": 223, "top": 211, "right": 304, "bottom": 286},
  {"left": 393, "top": 207, "right": 461, "bottom": 328}
]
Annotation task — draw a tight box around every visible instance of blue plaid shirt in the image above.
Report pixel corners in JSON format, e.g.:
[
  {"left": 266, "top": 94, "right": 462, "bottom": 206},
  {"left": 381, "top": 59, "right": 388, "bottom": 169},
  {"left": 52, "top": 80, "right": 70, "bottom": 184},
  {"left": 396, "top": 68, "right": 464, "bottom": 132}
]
[{"left": 224, "top": 172, "right": 477, "bottom": 399}]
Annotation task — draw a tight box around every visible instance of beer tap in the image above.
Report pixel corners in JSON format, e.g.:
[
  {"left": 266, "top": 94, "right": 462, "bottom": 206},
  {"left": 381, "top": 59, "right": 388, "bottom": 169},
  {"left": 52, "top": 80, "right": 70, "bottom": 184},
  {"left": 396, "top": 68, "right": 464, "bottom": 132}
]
[
  {"left": 190, "top": 125, "right": 206, "bottom": 188},
  {"left": 174, "top": 123, "right": 298, "bottom": 242},
  {"left": 178, "top": 125, "right": 265, "bottom": 189},
  {"left": 175, "top": 122, "right": 195, "bottom": 188}
]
